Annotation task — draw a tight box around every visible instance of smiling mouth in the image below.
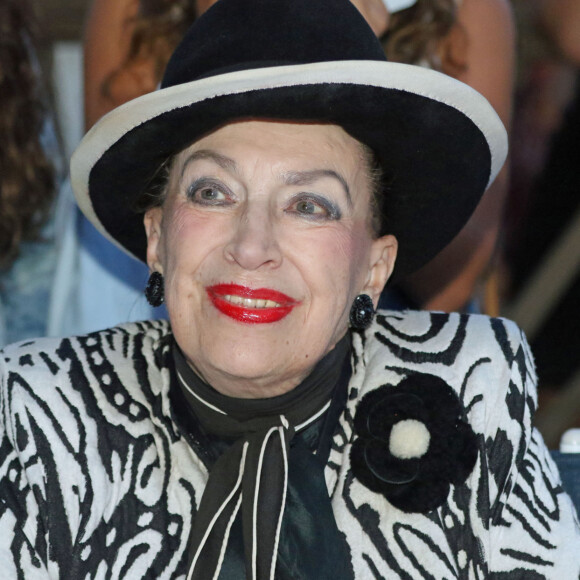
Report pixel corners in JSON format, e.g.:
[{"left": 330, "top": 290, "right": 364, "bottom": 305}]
[{"left": 206, "top": 284, "right": 299, "bottom": 324}]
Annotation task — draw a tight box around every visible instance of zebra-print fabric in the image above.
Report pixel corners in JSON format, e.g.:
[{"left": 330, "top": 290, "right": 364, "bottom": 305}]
[{"left": 1, "top": 312, "right": 579, "bottom": 578}]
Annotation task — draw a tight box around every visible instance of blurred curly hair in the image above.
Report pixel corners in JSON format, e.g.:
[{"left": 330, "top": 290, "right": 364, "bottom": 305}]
[
  {"left": 385, "top": 0, "right": 467, "bottom": 76},
  {"left": 101, "top": 0, "right": 196, "bottom": 100},
  {"left": 0, "top": 0, "right": 55, "bottom": 268}
]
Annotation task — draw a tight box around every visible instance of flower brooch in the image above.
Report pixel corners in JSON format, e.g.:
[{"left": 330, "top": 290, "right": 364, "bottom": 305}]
[{"left": 350, "top": 373, "right": 478, "bottom": 513}]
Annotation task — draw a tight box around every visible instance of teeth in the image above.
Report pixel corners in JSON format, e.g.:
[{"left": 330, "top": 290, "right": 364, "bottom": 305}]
[{"left": 222, "top": 294, "right": 281, "bottom": 308}]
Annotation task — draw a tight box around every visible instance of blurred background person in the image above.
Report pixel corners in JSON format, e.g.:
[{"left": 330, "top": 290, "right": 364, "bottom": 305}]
[
  {"left": 0, "top": 0, "right": 63, "bottom": 345},
  {"left": 46, "top": 0, "right": 197, "bottom": 337},
  {"left": 84, "top": 0, "right": 197, "bottom": 129}
]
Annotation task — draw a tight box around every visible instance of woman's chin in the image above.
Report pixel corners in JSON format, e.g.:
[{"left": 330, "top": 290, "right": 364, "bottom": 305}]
[
  {"left": 172, "top": 295, "right": 343, "bottom": 396},
  {"left": 188, "top": 335, "right": 315, "bottom": 397}
]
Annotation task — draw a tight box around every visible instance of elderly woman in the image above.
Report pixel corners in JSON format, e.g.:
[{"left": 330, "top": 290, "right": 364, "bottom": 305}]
[{"left": 1, "top": 0, "right": 578, "bottom": 577}]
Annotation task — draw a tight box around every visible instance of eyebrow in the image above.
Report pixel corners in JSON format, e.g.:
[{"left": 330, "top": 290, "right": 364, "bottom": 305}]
[
  {"left": 282, "top": 169, "right": 353, "bottom": 208},
  {"left": 179, "top": 150, "right": 352, "bottom": 207},
  {"left": 180, "top": 149, "right": 238, "bottom": 179}
]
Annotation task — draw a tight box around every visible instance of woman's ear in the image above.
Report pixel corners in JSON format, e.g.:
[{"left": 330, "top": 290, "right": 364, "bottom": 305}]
[
  {"left": 144, "top": 207, "right": 164, "bottom": 273},
  {"left": 363, "top": 234, "right": 398, "bottom": 306}
]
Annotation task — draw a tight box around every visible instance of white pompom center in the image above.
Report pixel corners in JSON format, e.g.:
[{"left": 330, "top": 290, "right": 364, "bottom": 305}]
[{"left": 389, "top": 419, "right": 431, "bottom": 459}]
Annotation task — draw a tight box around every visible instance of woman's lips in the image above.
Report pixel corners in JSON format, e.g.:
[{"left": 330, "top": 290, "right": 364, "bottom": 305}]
[{"left": 206, "top": 284, "right": 300, "bottom": 324}]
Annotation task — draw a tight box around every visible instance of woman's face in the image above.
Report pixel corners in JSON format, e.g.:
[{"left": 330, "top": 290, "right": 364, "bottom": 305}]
[{"left": 145, "top": 121, "right": 397, "bottom": 398}]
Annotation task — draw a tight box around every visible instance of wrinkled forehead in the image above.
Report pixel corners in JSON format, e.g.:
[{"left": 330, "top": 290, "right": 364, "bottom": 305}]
[
  {"left": 177, "top": 119, "right": 368, "bottom": 155},
  {"left": 169, "top": 119, "right": 374, "bottom": 191}
]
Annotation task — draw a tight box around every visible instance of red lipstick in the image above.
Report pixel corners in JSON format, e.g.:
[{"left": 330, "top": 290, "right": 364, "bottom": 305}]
[{"left": 206, "top": 284, "right": 299, "bottom": 324}]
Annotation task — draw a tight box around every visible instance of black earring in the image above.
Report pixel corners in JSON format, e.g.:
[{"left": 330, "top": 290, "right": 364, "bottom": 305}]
[
  {"left": 349, "top": 294, "right": 375, "bottom": 330},
  {"left": 145, "top": 272, "right": 164, "bottom": 307}
]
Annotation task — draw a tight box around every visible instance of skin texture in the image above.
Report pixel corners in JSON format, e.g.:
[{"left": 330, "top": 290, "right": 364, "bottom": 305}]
[{"left": 144, "top": 121, "right": 397, "bottom": 398}]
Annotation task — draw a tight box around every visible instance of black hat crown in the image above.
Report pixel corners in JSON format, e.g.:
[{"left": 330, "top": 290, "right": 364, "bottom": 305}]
[{"left": 162, "top": 0, "right": 387, "bottom": 89}]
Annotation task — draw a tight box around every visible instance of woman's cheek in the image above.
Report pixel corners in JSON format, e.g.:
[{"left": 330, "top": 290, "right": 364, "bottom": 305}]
[{"left": 320, "top": 225, "right": 374, "bottom": 289}]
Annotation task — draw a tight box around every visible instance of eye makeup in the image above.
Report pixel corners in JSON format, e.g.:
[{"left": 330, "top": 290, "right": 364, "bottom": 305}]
[
  {"left": 185, "top": 177, "right": 235, "bottom": 205},
  {"left": 286, "top": 192, "right": 342, "bottom": 220}
]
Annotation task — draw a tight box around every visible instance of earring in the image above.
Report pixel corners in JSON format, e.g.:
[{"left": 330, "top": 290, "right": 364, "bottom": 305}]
[
  {"left": 349, "top": 294, "right": 375, "bottom": 330},
  {"left": 145, "top": 271, "right": 164, "bottom": 307}
]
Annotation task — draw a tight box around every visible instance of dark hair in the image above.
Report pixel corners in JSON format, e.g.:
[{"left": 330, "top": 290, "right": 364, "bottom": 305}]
[
  {"left": 132, "top": 155, "right": 173, "bottom": 214},
  {"left": 361, "top": 143, "right": 387, "bottom": 238},
  {"left": 0, "top": 0, "right": 55, "bottom": 267}
]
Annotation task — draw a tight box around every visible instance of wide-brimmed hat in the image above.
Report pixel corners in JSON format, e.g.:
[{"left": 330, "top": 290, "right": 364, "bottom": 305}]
[{"left": 71, "top": 0, "right": 507, "bottom": 279}]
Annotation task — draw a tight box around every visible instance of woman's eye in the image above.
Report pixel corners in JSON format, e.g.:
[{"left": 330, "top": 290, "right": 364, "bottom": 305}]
[
  {"left": 198, "top": 186, "right": 225, "bottom": 201},
  {"left": 296, "top": 199, "right": 323, "bottom": 215},
  {"left": 186, "top": 180, "right": 231, "bottom": 205},
  {"left": 288, "top": 194, "right": 340, "bottom": 220}
]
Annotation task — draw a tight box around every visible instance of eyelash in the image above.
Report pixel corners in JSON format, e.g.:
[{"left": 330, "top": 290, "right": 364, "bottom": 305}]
[
  {"left": 186, "top": 178, "right": 234, "bottom": 205},
  {"left": 286, "top": 193, "right": 341, "bottom": 221},
  {"left": 185, "top": 178, "right": 341, "bottom": 221}
]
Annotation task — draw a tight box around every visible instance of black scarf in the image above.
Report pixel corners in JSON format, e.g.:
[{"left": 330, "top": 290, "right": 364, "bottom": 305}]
[{"left": 171, "top": 335, "right": 354, "bottom": 580}]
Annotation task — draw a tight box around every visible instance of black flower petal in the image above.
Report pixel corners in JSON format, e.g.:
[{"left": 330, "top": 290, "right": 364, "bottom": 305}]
[{"left": 350, "top": 373, "right": 477, "bottom": 513}]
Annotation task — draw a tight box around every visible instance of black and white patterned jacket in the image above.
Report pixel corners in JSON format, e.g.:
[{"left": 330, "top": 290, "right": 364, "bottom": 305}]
[{"left": 1, "top": 311, "right": 579, "bottom": 578}]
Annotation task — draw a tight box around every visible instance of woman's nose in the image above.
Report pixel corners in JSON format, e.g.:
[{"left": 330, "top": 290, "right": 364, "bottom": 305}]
[{"left": 224, "top": 206, "right": 282, "bottom": 271}]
